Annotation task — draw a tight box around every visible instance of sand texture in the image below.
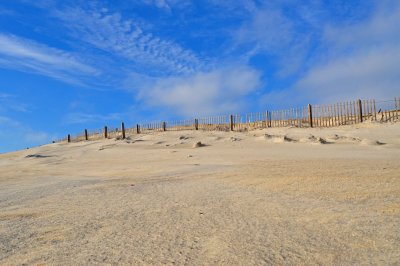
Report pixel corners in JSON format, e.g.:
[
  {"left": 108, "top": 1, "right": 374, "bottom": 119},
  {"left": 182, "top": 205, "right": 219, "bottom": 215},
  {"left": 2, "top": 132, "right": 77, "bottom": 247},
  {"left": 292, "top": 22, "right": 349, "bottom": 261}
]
[{"left": 1, "top": 122, "right": 400, "bottom": 265}]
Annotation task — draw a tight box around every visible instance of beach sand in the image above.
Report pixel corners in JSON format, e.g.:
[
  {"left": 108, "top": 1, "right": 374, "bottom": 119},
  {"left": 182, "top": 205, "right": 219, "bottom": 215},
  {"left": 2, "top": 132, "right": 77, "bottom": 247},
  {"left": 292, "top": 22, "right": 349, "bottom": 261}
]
[{"left": 1, "top": 122, "right": 399, "bottom": 265}]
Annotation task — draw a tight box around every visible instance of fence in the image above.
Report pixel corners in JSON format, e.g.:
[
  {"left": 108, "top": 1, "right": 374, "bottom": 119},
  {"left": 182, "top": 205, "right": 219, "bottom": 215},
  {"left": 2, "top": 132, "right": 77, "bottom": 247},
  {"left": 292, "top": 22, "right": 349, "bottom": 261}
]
[{"left": 62, "top": 97, "right": 400, "bottom": 143}]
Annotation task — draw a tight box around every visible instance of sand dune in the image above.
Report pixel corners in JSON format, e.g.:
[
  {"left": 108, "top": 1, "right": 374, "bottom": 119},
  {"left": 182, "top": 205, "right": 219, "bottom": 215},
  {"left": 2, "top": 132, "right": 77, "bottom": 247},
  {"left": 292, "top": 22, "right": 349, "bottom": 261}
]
[{"left": 0, "top": 122, "right": 399, "bottom": 265}]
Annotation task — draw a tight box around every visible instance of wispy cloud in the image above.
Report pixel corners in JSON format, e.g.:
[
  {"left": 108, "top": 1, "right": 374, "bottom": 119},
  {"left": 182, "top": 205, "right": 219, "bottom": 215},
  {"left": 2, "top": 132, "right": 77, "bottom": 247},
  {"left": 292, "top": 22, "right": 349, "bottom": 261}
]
[
  {"left": 65, "top": 112, "right": 124, "bottom": 124},
  {"left": 0, "top": 115, "right": 52, "bottom": 152},
  {"left": 0, "top": 93, "right": 30, "bottom": 113},
  {"left": 140, "top": 0, "right": 195, "bottom": 11},
  {"left": 141, "top": 0, "right": 171, "bottom": 11},
  {"left": 233, "top": 3, "right": 315, "bottom": 77},
  {"left": 54, "top": 6, "right": 204, "bottom": 75},
  {"left": 0, "top": 93, "right": 12, "bottom": 99},
  {"left": 323, "top": 1, "right": 400, "bottom": 51},
  {"left": 0, "top": 34, "right": 100, "bottom": 85},
  {"left": 206, "top": 0, "right": 257, "bottom": 14},
  {"left": 0, "top": 7, "right": 16, "bottom": 16}
]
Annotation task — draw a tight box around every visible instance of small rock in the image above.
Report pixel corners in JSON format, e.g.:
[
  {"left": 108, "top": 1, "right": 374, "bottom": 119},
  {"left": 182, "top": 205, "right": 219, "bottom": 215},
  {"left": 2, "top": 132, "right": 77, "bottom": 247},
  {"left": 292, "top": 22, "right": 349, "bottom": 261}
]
[
  {"left": 188, "top": 155, "right": 193, "bottom": 157},
  {"left": 192, "top": 141, "right": 204, "bottom": 148}
]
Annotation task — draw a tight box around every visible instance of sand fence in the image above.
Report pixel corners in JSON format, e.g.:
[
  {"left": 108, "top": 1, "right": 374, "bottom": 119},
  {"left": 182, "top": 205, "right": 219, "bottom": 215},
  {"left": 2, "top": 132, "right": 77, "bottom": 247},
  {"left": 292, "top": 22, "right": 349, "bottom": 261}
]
[{"left": 62, "top": 97, "right": 400, "bottom": 143}]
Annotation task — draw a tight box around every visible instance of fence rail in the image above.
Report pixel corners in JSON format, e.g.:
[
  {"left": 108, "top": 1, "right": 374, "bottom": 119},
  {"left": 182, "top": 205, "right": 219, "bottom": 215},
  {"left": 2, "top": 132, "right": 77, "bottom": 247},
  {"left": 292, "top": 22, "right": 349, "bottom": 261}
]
[{"left": 61, "top": 97, "right": 400, "bottom": 143}]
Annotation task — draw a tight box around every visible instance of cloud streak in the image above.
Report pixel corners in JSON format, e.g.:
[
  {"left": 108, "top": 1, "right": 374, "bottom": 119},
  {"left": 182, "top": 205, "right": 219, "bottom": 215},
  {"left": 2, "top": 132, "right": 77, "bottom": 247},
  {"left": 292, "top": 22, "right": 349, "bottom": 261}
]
[
  {"left": 0, "top": 34, "right": 100, "bottom": 85},
  {"left": 55, "top": 6, "right": 204, "bottom": 75}
]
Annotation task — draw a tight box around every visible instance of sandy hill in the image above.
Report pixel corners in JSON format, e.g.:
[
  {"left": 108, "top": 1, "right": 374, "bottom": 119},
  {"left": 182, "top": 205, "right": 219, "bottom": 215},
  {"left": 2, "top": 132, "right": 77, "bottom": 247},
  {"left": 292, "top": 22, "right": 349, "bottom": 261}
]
[{"left": 1, "top": 122, "right": 399, "bottom": 265}]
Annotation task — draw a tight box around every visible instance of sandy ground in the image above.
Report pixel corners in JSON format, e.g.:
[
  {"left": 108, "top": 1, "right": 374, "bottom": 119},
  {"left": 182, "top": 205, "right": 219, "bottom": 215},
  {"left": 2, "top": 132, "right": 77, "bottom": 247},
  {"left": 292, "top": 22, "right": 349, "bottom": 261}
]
[{"left": 0, "top": 122, "right": 400, "bottom": 265}]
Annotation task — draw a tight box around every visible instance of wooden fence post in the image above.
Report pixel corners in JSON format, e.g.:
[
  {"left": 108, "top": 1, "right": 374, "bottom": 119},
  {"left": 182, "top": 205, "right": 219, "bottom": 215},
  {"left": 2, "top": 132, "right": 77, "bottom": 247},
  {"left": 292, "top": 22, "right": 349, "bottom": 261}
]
[
  {"left": 266, "top": 111, "right": 270, "bottom": 128},
  {"left": 67, "top": 134, "right": 71, "bottom": 143},
  {"left": 229, "top": 115, "right": 234, "bottom": 131},
  {"left": 84, "top": 129, "right": 88, "bottom": 141},
  {"left": 269, "top": 111, "right": 272, "bottom": 127},
  {"left": 104, "top": 126, "right": 108, "bottom": 138},
  {"left": 162, "top": 122, "right": 166, "bottom": 131},
  {"left": 395, "top": 97, "right": 399, "bottom": 120},
  {"left": 363, "top": 100, "right": 366, "bottom": 120},
  {"left": 136, "top": 124, "right": 140, "bottom": 134},
  {"left": 357, "top": 99, "right": 363, "bottom": 122},
  {"left": 308, "top": 104, "right": 313, "bottom": 128},
  {"left": 195, "top": 119, "right": 199, "bottom": 130},
  {"left": 121, "top": 122, "right": 126, "bottom": 139}
]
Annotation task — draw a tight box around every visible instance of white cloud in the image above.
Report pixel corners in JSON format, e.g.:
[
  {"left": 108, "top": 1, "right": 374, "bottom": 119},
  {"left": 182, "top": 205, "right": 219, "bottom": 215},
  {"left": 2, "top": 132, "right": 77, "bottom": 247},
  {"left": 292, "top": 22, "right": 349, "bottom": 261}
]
[
  {"left": 55, "top": 7, "right": 203, "bottom": 75},
  {"left": 294, "top": 1, "right": 400, "bottom": 103},
  {"left": 135, "top": 65, "right": 262, "bottom": 116},
  {"left": 298, "top": 45, "right": 400, "bottom": 100},
  {"left": 0, "top": 34, "right": 99, "bottom": 85}
]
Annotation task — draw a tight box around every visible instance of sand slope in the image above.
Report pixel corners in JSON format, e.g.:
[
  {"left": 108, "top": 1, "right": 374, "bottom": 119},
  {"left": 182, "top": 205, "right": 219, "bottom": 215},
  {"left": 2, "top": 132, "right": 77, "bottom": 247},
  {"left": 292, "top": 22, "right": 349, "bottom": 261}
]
[{"left": 1, "top": 122, "right": 400, "bottom": 265}]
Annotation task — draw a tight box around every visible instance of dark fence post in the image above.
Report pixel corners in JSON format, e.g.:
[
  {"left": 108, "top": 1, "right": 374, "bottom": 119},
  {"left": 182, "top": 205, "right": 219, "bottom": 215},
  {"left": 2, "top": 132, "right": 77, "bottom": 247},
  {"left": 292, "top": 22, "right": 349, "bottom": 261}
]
[
  {"left": 269, "top": 111, "right": 272, "bottom": 127},
  {"left": 162, "top": 122, "right": 166, "bottom": 131},
  {"left": 229, "top": 115, "right": 234, "bottom": 131},
  {"left": 357, "top": 99, "right": 363, "bottom": 122},
  {"left": 121, "top": 122, "right": 126, "bottom": 139},
  {"left": 136, "top": 124, "right": 140, "bottom": 134},
  {"left": 308, "top": 104, "right": 313, "bottom": 128},
  {"left": 85, "top": 129, "right": 88, "bottom": 141},
  {"left": 266, "top": 111, "right": 270, "bottom": 128},
  {"left": 67, "top": 134, "right": 71, "bottom": 143},
  {"left": 104, "top": 126, "right": 108, "bottom": 138},
  {"left": 195, "top": 119, "right": 199, "bottom": 130}
]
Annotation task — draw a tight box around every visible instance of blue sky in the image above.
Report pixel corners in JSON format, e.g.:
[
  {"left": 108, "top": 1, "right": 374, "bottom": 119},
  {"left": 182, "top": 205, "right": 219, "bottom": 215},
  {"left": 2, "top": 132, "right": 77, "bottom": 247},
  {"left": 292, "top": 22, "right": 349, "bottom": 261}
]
[{"left": 0, "top": 0, "right": 399, "bottom": 153}]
